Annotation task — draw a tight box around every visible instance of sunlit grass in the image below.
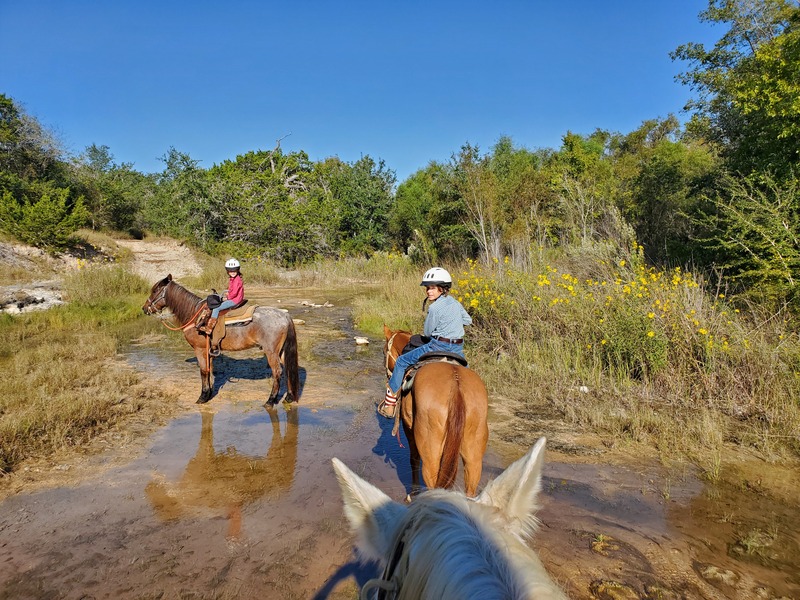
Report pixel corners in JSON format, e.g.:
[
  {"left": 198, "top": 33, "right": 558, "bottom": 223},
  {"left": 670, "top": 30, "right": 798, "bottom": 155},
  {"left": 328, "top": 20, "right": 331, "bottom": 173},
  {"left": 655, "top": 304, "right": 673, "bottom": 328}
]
[
  {"left": 352, "top": 244, "right": 800, "bottom": 459},
  {"left": 0, "top": 265, "right": 178, "bottom": 475}
]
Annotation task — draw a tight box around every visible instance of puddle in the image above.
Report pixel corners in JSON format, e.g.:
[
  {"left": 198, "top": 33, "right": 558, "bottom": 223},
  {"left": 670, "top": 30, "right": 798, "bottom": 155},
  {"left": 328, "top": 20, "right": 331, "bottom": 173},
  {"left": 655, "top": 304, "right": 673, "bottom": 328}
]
[{"left": 1, "top": 285, "right": 799, "bottom": 599}]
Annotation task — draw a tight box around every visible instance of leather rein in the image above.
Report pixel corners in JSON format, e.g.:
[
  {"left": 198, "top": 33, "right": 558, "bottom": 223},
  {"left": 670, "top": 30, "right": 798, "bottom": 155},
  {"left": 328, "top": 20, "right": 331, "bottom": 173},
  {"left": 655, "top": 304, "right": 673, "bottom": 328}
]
[{"left": 384, "top": 331, "right": 402, "bottom": 379}]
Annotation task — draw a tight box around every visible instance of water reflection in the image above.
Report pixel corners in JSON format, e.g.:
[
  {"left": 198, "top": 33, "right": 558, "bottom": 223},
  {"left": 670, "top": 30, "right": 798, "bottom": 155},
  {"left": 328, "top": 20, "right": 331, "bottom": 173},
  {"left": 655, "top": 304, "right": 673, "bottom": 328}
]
[
  {"left": 371, "top": 413, "right": 413, "bottom": 494},
  {"left": 145, "top": 406, "right": 299, "bottom": 539}
]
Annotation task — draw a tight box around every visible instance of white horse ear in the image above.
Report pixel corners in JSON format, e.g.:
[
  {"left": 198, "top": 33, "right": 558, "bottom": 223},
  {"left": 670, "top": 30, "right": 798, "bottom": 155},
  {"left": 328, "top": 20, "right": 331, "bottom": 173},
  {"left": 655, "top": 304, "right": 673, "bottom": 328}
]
[
  {"left": 475, "top": 437, "right": 547, "bottom": 538},
  {"left": 332, "top": 458, "right": 407, "bottom": 563}
]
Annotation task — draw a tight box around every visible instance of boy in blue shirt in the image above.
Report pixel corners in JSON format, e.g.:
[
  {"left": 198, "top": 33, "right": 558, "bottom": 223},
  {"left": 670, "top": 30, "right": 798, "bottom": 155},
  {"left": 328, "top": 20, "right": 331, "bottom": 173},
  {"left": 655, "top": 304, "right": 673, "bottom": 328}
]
[{"left": 379, "top": 267, "right": 472, "bottom": 418}]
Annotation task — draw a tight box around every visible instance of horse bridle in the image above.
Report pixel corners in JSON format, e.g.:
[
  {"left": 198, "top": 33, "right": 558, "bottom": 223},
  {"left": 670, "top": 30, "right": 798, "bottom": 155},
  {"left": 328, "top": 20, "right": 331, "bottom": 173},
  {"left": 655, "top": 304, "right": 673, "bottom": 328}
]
[
  {"left": 384, "top": 331, "right": 401, "bottom": 379},
  {"left": 360, "top": 518, "right": 411, "bottom": 600},
  {"left": 145, "top": 282, "right": 207, "bottom": 331},
  {"left": 143, "top": 283, "right": 169, "bottom": 314}
]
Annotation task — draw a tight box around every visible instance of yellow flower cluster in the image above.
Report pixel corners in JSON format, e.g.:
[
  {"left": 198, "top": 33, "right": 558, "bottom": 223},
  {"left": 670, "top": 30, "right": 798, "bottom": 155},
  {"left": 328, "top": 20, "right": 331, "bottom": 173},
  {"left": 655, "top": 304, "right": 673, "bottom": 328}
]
[
  {"left": 455, "top": 254, "right": 744, "bottom": 362},
  {"left": 455, "top": 259, "right": 512, "bottom": 315}
]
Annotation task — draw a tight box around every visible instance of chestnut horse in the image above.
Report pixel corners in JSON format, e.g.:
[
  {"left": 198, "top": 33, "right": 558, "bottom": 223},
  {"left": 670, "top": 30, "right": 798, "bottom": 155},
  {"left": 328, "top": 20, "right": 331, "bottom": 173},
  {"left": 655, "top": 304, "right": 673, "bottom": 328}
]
[
  {"left": 383, "top": 325, "right": 488, "bottom": 498},
  {"left": 143, "top": 275, "right": 299, "bottom": 405}
]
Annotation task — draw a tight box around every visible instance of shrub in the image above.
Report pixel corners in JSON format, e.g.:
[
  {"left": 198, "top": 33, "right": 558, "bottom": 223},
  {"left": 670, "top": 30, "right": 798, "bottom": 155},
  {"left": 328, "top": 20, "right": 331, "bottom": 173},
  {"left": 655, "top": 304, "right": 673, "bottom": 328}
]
[{"left": 0, "top": 187, "right": 89, "bottom": 251}]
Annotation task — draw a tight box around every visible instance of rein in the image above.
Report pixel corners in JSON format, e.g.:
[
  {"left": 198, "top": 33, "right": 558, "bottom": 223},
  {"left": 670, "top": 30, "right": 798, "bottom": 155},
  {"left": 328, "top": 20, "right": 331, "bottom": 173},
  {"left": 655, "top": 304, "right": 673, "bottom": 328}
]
[
  {"left": 159, "top": 304, "right": 206, "bottom": 331},
  {"left": 360, "top": 519, "right": 411, "bottom": 600},
  {"left": 384, "top": 331, "right": 402, "bottom": 379}
]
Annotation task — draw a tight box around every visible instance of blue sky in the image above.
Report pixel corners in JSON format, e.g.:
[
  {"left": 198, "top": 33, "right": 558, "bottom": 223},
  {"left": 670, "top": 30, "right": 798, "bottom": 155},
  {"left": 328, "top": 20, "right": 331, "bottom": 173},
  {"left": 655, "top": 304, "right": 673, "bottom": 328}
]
[{"left": 1, "top": 1, "right": 721, "bottom": 183}]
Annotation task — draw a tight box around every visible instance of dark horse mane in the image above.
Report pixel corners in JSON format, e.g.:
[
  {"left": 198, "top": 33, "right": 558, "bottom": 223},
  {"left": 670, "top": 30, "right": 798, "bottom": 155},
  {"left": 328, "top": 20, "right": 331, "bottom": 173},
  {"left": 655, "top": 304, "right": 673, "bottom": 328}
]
[{"left": 155, "top": 276, "right": 203, "bottom": 325}]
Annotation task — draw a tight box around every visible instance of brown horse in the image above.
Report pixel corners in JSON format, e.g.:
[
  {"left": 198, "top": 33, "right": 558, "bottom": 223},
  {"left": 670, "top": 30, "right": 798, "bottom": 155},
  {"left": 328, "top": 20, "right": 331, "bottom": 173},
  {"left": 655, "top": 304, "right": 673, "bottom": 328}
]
[
  {"left": 383, "top": 325, "right": 488, "bottom": 498},
  {"left": 143, "top": 275, "right": 300, "bottom": 405}
]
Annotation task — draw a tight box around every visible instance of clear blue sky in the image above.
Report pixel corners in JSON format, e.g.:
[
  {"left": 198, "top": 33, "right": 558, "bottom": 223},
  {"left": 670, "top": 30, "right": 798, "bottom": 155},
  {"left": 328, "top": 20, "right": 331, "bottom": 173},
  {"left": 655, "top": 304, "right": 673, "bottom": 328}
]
[{"left": 1, "top": 1, "right": 721, "bottom": 183}]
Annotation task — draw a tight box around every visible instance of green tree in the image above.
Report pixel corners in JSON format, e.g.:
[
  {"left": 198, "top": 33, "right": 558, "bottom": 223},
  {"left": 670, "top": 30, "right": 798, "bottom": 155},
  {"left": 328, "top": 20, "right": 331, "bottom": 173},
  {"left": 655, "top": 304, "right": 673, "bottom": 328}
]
[
  {"left": 611, "top": 118, "right": 718, "bottom": 264},
  {"left": 72, "top": 144, "right": 150, "bottom": 234},
  {"left": 391, "top": 162, "right": 474, "bottom": 263},
  {"left": 330, "top": 155, "right": 396, "bottom": 255},
  {"left": 143, "top": 148, "right": 212, "bottom": 243},
  {"left": 672, "top": 0, "right": 800, "bottom": 177},
  {"left": 695, "top": 173, "right": 800, "bottom": 309}
]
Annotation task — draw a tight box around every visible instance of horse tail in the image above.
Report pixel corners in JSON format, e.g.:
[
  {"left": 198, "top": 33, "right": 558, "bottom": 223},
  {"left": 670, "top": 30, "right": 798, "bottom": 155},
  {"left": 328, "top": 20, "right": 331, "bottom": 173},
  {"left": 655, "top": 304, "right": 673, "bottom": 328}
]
[
  {"left": 283, "top": 318, "right": 301, "bottom": 401},
  {"left": 436, "top": 366, "right": 466, "bottom": 489}
]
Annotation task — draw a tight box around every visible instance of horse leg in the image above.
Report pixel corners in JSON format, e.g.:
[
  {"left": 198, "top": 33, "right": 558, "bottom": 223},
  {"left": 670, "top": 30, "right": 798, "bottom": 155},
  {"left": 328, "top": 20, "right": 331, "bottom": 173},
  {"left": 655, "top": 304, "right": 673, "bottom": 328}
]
[
  {"left": 194, "top": 347, "right": 214, "bottom": 404},
  {"left": 403, "top": 421, "right": 422, "bottom": 502},
  {"left": 264, "top": 350, "right": 283, "bottom": 406},
  {"left": 461, "top": 450, "right": 484, "bottom": 497},
  {"left": 461, "top": 386, "right": 489, "bottom": 497}
]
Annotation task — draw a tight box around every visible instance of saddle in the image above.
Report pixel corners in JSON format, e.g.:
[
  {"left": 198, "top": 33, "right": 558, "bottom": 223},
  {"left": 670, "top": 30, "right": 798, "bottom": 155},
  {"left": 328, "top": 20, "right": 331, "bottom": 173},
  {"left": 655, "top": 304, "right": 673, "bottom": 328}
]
[
  {"left": 196, "top": 299, "right": 256, "bottom": 352},
  {"left": 400, "top": 352, "right": 468, "bottom": 394}
]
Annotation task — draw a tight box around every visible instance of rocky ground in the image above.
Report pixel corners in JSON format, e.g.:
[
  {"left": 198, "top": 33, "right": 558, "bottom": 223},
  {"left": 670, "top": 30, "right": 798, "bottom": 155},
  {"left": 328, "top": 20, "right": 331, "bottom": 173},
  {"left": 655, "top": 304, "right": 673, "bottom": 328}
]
[{"left": 0, "top": 238, "right": 203, "bottom": 314}]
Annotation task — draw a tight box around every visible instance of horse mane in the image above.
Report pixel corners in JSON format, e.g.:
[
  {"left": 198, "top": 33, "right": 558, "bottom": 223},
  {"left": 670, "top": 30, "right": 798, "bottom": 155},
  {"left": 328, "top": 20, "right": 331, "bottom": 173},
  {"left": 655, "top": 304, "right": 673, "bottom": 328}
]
[
  {"left": 390, "top": 492, "right": 532, "bottom": 599},
  {"left": 163, "top": 280, "right": 203, "bottom": 324}
]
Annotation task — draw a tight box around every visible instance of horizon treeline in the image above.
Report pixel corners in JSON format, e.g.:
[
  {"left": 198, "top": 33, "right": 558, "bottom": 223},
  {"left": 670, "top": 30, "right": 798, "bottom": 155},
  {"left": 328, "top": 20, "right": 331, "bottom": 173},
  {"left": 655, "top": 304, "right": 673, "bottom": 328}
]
[{"left": 1, "top": 0, "right": 799, "bottom": 310}]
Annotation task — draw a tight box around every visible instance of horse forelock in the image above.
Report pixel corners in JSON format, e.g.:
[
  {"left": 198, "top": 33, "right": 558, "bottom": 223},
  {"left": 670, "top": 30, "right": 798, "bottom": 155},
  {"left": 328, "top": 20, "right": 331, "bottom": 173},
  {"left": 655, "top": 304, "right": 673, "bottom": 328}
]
[{"left": 389, "top": 491, "right": 561, "bottom": 600}]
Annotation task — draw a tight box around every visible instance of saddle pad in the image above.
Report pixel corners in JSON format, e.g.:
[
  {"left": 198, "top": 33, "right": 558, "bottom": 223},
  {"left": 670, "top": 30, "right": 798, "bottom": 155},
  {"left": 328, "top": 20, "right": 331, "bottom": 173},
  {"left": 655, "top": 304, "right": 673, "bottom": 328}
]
[{"left": 223, "top": 304, "right": 256, "bottom": 324}]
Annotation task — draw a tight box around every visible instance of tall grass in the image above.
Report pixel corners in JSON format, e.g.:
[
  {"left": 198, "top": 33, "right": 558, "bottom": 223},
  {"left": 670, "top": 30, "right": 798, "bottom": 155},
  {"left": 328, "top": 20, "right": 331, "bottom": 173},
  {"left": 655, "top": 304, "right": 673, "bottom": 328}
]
[
  {"left": 293, "top": 252, "right": 418, "bottom": 288},
  {"left": 349, "top": 245, "right": 800, "bottom": 460},
  {"left": 185, "top": 254, "right": 281, "bottom": 290},
  {"left": 0, "top": 265, "right": 177, "bottom": 475}
]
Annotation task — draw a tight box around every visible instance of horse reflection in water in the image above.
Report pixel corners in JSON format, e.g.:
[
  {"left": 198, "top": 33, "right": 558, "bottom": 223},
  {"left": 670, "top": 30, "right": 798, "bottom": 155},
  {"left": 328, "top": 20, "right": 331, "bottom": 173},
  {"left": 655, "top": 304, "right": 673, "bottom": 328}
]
[
  {"left": 334, "top": 437, "right": 568, "bottom": 599},
  {"left": 146, "top": 407, "right": 298, "bottom": 540}
]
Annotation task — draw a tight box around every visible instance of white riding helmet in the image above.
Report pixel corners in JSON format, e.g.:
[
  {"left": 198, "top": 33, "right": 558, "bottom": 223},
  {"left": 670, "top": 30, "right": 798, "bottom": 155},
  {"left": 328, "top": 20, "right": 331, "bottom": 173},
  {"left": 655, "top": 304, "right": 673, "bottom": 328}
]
[
  {"left": 225, "top": 258, "right": 240, "bottom": 270},
  {"left": 420, "top": 267, "right": 452, "bottom": 287}
]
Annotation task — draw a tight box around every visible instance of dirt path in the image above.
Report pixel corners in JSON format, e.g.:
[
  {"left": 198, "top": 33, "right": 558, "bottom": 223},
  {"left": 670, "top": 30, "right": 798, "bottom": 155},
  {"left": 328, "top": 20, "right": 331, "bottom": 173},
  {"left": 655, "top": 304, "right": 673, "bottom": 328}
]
[{"left": 115, "top": 238, "right": 203, "bottom": 283}]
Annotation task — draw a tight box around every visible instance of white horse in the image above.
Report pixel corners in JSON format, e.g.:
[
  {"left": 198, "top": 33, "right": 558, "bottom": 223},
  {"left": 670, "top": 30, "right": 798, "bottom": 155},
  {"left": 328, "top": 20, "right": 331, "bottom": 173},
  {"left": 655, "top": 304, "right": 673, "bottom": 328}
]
[{"left": 332, "top": 437, "right": 567, "bottom": 600}]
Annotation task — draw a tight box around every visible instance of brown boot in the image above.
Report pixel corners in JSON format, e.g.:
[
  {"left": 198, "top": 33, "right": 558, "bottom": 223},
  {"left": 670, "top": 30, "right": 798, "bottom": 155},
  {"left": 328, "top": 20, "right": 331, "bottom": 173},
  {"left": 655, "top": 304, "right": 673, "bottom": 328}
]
[{"left": 200, "top": 316, "right": 217, "bottom": 334}]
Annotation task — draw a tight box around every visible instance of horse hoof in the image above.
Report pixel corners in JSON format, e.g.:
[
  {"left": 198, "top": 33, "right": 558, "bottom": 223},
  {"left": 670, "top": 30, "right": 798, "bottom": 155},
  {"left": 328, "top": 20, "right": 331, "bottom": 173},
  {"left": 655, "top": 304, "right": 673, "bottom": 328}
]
[{"left": 196, "top": 395, "right": 210, "bottom": 404}]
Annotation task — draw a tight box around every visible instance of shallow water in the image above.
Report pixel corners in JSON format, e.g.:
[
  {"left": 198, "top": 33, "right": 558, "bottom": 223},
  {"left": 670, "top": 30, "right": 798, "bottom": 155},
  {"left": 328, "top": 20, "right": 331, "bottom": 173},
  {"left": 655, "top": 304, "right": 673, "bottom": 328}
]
[{"left": 0, "top": 285, "right": 798, "bottom": 599}]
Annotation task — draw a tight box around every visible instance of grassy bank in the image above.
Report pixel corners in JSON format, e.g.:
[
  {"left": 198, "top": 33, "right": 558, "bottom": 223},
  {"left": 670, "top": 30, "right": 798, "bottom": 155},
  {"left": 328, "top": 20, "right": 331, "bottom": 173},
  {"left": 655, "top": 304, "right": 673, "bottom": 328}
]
[
  {"left": 336, "top": 247, "right": 800, "bottom": 463},
  {"left": 0, "top": 265, "right": 178, "bottom": 475}
]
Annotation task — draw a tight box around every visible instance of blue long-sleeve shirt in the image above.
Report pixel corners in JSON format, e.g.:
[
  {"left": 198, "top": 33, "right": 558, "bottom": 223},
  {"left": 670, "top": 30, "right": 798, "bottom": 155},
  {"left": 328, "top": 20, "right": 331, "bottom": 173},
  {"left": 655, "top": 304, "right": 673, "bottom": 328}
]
[{"left": 423, "top": 294, "right": 472, "bottom": 339}]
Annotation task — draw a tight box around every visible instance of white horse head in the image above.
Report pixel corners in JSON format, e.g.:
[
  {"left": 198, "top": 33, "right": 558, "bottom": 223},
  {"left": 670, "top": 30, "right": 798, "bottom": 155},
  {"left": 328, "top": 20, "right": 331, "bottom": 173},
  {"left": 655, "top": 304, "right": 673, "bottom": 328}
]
[{"left": 332, "top": 437, "right": 568, "bottom": 600}]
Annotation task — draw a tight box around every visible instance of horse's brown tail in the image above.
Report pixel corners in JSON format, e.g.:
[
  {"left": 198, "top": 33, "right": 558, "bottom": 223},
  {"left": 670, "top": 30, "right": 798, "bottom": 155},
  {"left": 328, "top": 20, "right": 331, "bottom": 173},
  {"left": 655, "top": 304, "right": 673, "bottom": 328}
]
[
  {"left": 436, "top": 366, "right": 466, "bottom": 489},
  {"left": 283, "top": 319, "right": 301, "bottom": 401}
]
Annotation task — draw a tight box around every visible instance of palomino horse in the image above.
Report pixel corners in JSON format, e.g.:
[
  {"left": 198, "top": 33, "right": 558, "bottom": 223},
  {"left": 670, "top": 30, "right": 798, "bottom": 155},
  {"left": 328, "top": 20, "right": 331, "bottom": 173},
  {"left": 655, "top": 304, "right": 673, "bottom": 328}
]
[
  {"left": 383, "top": 325, "right": 488, "bottom": 498},
  {"left": 333, "top": 437, "right": 568, "bottom": 599},
  {"left": 143, "top": 275, "right": 300, "bottom": 405}
]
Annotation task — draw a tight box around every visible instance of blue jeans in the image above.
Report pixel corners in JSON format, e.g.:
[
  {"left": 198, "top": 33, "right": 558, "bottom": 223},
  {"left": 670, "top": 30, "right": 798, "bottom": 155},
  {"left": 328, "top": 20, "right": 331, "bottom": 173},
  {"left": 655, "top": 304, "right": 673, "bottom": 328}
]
[
  {"left": 387, "top": 338, "right": 465, "bottom": 394},
  {"left": 211, "top": 299, "right": 236, "bottom": 319}
]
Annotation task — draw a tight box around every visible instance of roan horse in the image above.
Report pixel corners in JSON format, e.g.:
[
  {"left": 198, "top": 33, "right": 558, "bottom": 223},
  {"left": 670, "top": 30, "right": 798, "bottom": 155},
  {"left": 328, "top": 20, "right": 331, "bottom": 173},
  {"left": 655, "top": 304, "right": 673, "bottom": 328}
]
[
  {"left": 333, "top": 437, "right": 568, "bottom": 599},
  {"left": 143, "top": 275, "right": 300, "bottom": 405},
  {"left": 383, "top": 325, "right": 488, "bottom": 498}
]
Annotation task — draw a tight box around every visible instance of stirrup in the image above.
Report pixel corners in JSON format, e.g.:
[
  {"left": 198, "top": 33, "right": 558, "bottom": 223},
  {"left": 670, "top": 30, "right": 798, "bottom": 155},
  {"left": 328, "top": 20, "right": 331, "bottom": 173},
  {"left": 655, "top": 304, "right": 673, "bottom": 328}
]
[
  {"left": 377, "top": 400, "right": 396, "bottom": 419},
  {"left": 209, "top": 346, "right": 221, "bottom": 357}
]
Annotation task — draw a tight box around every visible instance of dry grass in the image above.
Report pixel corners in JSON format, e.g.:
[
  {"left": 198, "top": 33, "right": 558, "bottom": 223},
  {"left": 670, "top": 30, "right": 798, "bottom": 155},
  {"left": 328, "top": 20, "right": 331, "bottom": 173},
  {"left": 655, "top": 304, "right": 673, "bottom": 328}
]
[
  {"left": 0, "top": 265, "right": 178, "bottom": 475},
  {"left": 348, "top": 250, "right": 800, "bottom": 463}
]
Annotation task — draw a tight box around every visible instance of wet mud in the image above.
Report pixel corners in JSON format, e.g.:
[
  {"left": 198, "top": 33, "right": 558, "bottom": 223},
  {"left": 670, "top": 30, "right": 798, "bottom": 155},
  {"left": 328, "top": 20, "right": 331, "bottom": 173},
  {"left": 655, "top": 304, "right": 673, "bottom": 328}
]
[{"left": 1, "top": 286, "right": 799, "bottom": 600}]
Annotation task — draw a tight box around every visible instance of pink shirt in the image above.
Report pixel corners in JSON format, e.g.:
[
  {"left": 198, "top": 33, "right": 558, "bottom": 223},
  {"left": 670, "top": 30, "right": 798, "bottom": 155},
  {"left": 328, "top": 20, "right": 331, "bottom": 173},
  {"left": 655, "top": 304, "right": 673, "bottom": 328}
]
[{"left": 227, "top": 274, "right": 244, "bottom": 304}]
